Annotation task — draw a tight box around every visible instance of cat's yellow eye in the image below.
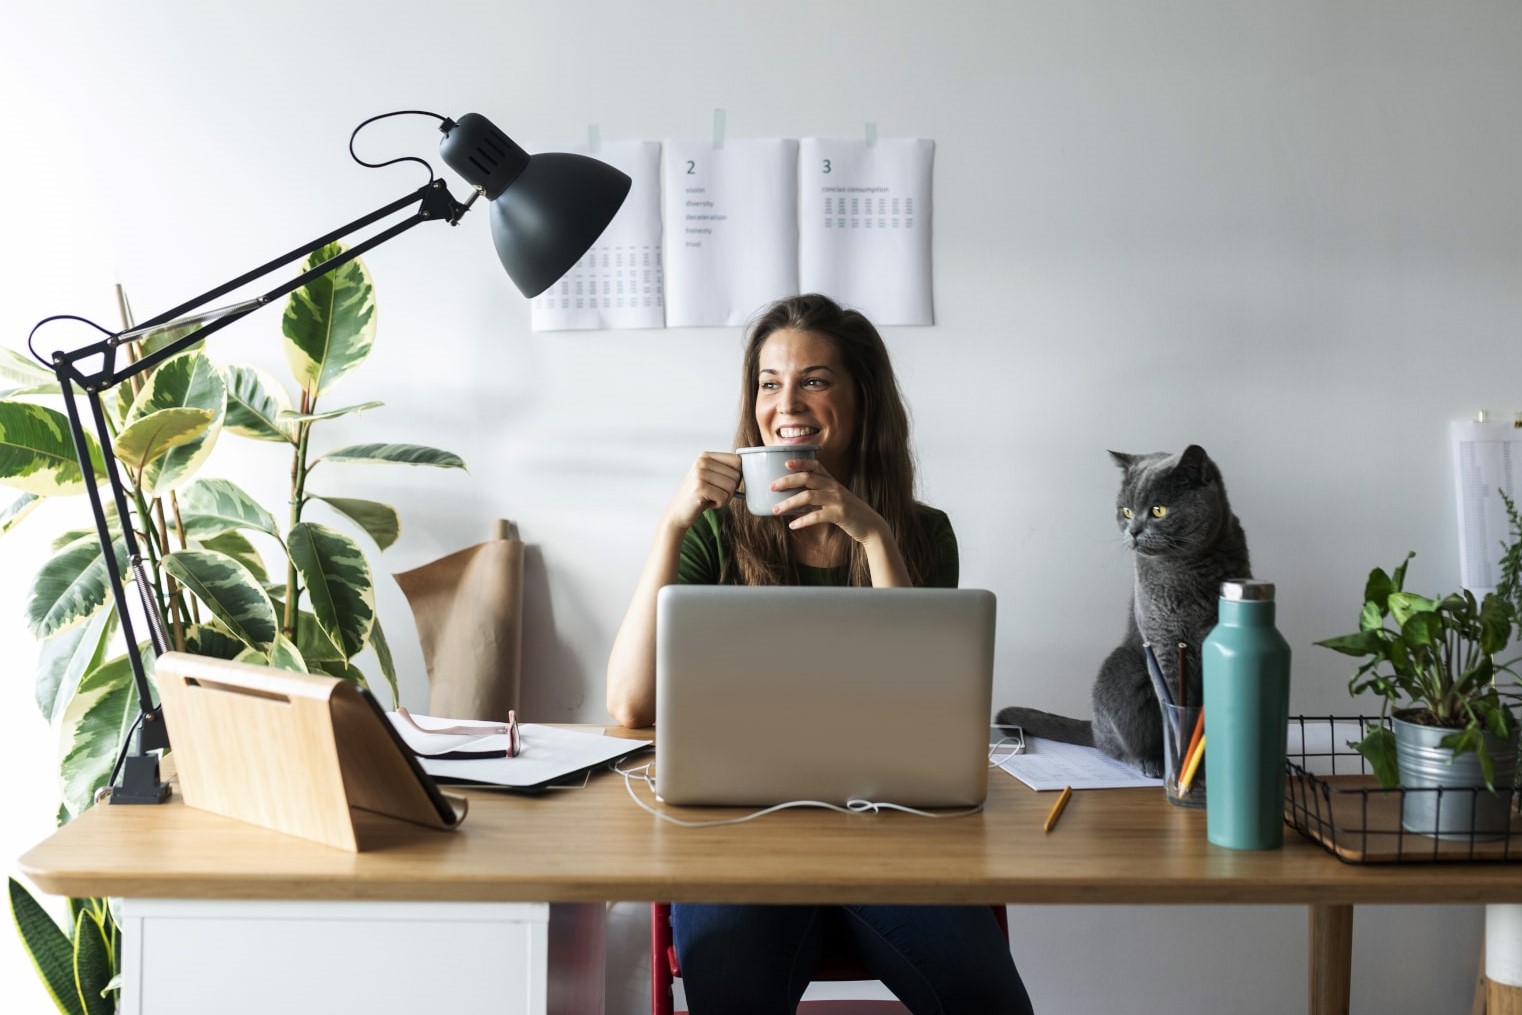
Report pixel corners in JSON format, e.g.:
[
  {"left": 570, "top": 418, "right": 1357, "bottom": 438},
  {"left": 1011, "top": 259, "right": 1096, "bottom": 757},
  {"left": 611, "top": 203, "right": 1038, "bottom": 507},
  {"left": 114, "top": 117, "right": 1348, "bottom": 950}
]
[
  {"left": 1121, "top": 507, "right": 1133, "bottom": 519},
  {"left": 1151, "top": 505, "right": 1168, "bottom": 519}
]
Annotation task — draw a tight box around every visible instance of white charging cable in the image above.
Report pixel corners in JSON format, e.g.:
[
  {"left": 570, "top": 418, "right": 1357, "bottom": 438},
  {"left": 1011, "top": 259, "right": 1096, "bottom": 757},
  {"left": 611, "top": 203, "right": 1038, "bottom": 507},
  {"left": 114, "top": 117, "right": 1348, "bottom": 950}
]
[{"left": 614, "top": 759, "right": 984, "bottom": 828}]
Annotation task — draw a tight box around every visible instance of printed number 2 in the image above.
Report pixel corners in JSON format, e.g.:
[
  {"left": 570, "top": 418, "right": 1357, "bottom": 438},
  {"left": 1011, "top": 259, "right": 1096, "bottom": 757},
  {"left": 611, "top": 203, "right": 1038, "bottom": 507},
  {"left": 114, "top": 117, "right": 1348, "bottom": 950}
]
[
  {"left": 686, "top": 160, "right": 695, "bottom": 175},
  {"left": 822, "top": 159, "right": 832, "bottom": 174}
]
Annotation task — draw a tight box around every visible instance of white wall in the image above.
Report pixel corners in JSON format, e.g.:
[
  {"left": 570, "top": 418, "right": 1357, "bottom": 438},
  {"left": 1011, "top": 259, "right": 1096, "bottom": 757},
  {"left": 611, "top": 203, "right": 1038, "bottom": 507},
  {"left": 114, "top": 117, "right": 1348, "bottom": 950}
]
[{"left": 2, "top": 1, "right": 1515, "bottom": 1012}]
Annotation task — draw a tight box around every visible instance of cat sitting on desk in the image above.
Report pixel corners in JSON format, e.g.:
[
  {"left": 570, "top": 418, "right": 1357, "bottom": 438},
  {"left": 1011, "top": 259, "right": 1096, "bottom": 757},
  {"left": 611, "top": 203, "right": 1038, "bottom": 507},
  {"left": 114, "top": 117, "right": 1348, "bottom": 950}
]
[{"left": 997, "top": 445, "right": 1251, "bottom": 776}]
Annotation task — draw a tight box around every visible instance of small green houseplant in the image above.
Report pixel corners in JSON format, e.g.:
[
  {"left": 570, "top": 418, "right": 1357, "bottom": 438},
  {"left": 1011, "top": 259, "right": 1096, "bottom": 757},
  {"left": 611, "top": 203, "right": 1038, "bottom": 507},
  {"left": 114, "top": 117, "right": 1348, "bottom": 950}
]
[{"left": 1316, "top": 552, "right": 1520, "bottom": 821}]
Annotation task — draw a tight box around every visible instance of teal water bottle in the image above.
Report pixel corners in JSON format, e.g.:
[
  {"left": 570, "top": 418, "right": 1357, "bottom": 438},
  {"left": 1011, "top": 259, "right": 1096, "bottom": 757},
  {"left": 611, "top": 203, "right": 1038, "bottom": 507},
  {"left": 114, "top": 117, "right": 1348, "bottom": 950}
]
[{"left": 1203, "top": 579, "right": 1291, "bottom": 850}]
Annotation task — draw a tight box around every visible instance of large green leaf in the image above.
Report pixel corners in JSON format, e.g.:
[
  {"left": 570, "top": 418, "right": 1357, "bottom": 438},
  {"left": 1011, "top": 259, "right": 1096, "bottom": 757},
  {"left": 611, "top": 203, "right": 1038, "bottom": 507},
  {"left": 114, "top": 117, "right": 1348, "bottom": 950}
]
[
  {"left": 281, "top": 400, "right": 383, "bottom": 424},
  {"left": 125, "top": 351, "right": 227, "bottom": 497},
  {"left": 1387, "top": 591, "right": 1434, "bottom": 628},
  {"left": 0, "top": 347, "right": 61, "bottom": 398},
  {"left": 368, "top": 614, "right": 399, "bottom": 707},
  {"left": 8, "top": 877, "right": 85, "bottom": 1015},
  {"left": 59, "top": 653, "right": 142, "bottom": 818},
  {"left": 1479, "top": 593, "right": 1514, "bottom": 655},
  {"left": 162, "top": 549, "right": 277, "bottom": 653},
  {"left": 222, "top": 364, "right": 295, "bottom": 443},
  {"left": 267, "top": 634, "right": 308, "bottom": 672},
  {"left": 111, "top": 407, "right": 213, "bottom": 478},
  {"left": 134, "top": 320, "right": 205, "bottom": 359},
  {"left": 292, "top": 608, "right": 346, "bottom": 663},
  {"left": 197, "top": 530, "right": 268, "bottom": 584},
  {"left": 26, "top": 535, "right": 127, "bottom": 639},
  {"left": 1401, "top": 611, "right": 1443, "bottom": 648},
  {"left": 183, "top": 622, "right": 249, "bottom": 661},
  {"left": 0, "top": 401, "right": 104, "bottom": 496},
  {"left": 0, "top": 346, "right": 58, "bottom": 388},
  {"left": 233, "top": 634, "right": 308, "bottom": 673},
  {"left": 71, "top": 907, "right": 113, "bottom": 1015},
  {"left": 179, "top": 477, "right": 279, "bottom": 540},
  {"left": 1, "top": 490, "right": 41, "bottom": 535},
  {"left": 1350, "top": 725, "right": 1400, "bottom": 789},
  {"left": 282, "top": 243, "right": 377, "bottom": 399},
  {"left": 314, "top": 659, "right": 368, "bottom": 686},
  {"left": 311, "top": 495, "right": 399, "bottom": 549},
  {"left": 35, "top": 607, "right": 116, "bottom": 724},
  {"left": 287, "top": 522, "right": 374, "bottom": 658},
  {"left": 318, "top": 443, "right": 465, "bottom": 469}
]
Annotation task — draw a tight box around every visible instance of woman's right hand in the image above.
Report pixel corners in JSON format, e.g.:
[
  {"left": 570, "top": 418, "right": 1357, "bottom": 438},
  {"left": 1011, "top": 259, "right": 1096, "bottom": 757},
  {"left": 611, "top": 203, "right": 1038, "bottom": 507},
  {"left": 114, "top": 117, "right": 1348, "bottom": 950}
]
[{"left": 663, "top": 451, "right": 743, "bottom": 530}]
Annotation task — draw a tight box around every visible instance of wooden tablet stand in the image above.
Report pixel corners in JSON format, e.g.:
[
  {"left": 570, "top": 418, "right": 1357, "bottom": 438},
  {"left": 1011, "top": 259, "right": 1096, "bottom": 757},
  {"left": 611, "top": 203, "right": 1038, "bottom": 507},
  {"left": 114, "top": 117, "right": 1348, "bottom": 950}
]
[{"left": 154, "top": 652, "right": 466, "bottom": 851}]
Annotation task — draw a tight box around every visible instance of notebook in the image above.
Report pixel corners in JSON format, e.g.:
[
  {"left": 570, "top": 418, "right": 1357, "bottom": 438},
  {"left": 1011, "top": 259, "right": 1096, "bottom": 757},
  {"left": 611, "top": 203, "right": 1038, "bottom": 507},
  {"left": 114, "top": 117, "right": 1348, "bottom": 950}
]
[{"left": 654, "top": 585, "right": 996, "bottom": 807}]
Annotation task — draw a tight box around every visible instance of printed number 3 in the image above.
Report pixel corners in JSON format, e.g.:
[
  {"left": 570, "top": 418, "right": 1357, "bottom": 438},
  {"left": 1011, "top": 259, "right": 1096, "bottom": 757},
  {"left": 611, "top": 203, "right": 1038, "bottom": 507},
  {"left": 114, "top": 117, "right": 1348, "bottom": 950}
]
[
  {"left": 686, "top": 160, "right": 695, "bottom": 175},
  {"left": 822, "top": 159, "right": 832, "bottom": 174}
]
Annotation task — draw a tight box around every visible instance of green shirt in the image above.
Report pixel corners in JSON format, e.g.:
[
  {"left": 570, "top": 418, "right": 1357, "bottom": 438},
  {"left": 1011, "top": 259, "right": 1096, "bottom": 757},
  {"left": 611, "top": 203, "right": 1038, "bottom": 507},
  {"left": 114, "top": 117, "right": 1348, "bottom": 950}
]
[{"left": 677, "top": 505, "right": 959, "bottom": 588}]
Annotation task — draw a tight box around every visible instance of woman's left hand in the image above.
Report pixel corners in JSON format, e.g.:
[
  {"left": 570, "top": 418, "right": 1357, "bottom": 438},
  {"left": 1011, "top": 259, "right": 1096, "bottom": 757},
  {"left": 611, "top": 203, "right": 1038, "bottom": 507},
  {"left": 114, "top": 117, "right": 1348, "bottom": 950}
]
[{"left": 769, "top": 459, "right": 889, "bottom": 545}]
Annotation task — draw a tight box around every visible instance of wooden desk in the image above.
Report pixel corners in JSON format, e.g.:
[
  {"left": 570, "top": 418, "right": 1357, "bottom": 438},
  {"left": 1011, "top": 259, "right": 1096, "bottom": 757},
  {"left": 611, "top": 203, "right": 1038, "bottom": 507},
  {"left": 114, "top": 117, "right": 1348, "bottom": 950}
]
[{"left": 20, "top": 736, "right": 1522, "bottom": 1014}]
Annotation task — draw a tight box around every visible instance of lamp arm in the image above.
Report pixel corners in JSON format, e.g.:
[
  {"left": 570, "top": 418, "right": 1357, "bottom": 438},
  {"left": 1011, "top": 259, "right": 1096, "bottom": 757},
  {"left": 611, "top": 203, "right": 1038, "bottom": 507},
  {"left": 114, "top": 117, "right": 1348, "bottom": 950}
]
[
  {"left": 43, "top": 177, "right": 473, "bottom": 804},
  {"left": 53, "top": 179, "right": 470, "bottom": 393}
]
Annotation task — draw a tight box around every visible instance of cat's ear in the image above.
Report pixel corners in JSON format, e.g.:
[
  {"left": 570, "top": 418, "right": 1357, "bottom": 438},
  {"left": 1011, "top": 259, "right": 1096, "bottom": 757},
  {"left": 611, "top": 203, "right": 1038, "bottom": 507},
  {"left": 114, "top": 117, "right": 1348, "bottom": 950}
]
[
  {"left": 1108, "top": 450, "right": 1134, "bottom": 470},
  {"left": 1175, "top": 444, "right": 1213, "bottom": 485}
]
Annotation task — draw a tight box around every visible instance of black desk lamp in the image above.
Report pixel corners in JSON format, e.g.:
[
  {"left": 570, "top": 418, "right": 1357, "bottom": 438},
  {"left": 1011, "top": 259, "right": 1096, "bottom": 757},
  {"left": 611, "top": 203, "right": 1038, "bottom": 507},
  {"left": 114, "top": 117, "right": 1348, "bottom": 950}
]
[{"left": 34, "top": 110, "right": 630, "bottom": 804}]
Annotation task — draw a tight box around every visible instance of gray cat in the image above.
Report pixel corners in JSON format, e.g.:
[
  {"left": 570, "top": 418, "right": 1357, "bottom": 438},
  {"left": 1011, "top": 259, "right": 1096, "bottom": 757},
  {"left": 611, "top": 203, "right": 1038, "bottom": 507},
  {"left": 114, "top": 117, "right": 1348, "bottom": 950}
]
[{"left": 997, "top": 445, "right": 1251, "bottom": 776}]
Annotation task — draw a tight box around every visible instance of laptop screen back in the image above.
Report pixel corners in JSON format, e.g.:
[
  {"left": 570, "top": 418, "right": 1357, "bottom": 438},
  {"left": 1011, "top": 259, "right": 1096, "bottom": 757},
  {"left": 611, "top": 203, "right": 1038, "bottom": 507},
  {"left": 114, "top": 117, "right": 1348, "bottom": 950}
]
[{"left": 654, "top": 586, "right": 996, "bottom": 807}]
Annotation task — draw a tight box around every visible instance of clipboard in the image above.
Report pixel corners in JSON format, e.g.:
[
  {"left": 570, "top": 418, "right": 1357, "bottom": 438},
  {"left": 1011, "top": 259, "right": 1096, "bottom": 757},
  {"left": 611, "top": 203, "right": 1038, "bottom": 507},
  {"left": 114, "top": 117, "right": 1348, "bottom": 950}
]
[
  {"left": 414, "top": 722, "right": 650, "bottom": 793},
  {"left": 155, "top": 652, "right": 466, "bottom": 851}
]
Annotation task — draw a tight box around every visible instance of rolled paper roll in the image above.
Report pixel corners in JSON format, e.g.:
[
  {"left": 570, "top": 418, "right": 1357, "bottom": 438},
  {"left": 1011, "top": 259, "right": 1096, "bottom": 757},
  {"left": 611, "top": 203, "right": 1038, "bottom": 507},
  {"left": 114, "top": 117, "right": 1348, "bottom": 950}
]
[{"left": 395, "top": 520, "right": 524, "bottom": 722}]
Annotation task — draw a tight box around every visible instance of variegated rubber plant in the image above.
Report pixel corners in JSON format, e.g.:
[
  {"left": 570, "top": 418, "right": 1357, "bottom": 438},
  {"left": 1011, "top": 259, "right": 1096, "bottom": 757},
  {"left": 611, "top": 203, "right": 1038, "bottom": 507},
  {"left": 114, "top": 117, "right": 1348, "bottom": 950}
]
[{"left": 4, "top": 244, "right": 463, "bottom": 1012}]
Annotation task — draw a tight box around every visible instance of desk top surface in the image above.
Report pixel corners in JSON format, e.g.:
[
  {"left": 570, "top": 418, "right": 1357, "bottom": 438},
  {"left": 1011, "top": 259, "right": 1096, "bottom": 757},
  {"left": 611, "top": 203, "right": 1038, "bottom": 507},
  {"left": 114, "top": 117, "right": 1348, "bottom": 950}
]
[{"left": 20, "top": 730, "right": 1522, "bottom": 906}]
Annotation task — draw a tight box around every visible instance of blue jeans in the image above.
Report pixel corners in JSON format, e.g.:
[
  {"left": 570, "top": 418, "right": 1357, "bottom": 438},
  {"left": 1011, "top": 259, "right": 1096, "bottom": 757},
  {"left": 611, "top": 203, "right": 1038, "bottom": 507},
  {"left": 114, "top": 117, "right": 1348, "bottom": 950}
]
[{"left": 671, "top": 903, "right": 1033, "bottom": 1015}]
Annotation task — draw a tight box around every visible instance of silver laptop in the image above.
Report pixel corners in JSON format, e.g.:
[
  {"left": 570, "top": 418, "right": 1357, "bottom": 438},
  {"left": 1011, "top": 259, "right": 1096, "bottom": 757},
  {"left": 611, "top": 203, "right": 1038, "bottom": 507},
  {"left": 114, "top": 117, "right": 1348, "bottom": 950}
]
[{"left": 654, "top": 586, "right": 996, "bottom": 807}]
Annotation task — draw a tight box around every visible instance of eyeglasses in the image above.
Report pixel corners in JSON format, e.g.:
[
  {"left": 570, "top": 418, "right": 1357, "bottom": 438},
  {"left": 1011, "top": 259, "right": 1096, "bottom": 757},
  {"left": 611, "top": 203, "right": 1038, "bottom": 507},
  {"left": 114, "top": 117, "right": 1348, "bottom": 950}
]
[{"left": 395, "top": 706, "right": 521, "bottom": 757}]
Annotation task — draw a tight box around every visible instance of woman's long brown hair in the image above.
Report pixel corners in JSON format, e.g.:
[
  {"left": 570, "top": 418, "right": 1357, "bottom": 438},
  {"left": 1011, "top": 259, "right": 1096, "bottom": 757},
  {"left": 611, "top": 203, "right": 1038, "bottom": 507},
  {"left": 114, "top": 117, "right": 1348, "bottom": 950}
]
[{"left": 722, "top": 294, "right": 935, "bottom": 587}]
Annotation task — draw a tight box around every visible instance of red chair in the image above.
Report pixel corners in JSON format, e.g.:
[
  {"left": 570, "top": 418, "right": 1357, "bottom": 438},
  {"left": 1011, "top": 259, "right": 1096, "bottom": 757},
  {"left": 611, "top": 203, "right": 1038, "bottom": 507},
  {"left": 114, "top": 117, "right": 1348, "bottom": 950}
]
[{"left": 650, "top": 903, "right": 1011, "bottom": 1015}]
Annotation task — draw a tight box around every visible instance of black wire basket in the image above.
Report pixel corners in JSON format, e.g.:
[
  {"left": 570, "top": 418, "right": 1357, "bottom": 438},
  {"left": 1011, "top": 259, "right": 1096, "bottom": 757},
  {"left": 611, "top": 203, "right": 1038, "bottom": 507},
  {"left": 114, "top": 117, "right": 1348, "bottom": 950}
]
[{"left": 1284, "top": 715, "right": 1522, "bottom": 864}]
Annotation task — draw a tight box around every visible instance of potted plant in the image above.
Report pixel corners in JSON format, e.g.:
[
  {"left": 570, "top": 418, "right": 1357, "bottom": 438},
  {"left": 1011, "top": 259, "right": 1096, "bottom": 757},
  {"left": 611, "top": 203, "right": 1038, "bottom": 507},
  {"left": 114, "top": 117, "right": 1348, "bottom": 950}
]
[
  {"left": 3, "top": 244, "right": 465, "bottom": 1012},
  {"left": 1317, "top": 552, "right": 1521, "bottom": 839}
]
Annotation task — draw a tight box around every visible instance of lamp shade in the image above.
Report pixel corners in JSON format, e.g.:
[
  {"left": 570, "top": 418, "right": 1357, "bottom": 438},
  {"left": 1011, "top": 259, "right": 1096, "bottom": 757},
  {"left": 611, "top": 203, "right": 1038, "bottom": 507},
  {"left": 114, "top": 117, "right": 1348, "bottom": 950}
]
[
  {"left": 439, "top": 113, "right": 631, "bottom": 298},
  {"left": 489, "top": 152, "right": 631, "bottom": 297}
]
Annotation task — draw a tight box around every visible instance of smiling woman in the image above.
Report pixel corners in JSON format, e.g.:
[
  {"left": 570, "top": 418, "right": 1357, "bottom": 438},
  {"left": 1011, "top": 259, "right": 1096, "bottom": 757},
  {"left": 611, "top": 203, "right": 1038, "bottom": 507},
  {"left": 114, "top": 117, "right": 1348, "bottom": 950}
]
[{"left": 604, "top": 292, "right": 954, "bottom": 729}]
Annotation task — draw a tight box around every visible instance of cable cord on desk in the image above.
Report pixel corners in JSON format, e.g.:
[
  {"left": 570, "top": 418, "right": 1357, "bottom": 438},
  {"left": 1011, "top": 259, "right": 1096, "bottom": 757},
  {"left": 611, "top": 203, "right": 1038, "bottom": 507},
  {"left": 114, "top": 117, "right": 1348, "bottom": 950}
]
[{"left": 614, "top": 760, "right": 985, "bottom": 828}]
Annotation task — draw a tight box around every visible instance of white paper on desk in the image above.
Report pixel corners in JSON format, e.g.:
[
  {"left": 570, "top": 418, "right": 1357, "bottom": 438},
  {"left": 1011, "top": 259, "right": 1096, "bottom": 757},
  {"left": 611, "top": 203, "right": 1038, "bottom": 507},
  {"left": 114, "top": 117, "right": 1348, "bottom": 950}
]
[
  {"left": 995, "top": 736, "right": 1162, "bottom": 791},
  {"left": 662, "top": 138, "right": 798, "bottom": 326},
  {"left": 528, "top": 139, "right": 664, "bottom": 331},
  {"left": 798, "top": 138, "right": 934, "bottom": 326},
  {"left": 385, "top": 712, "right": 510, "bottom": 758},
  {"left": 418, "top": 724, "right": 645, "bottom": 789},
  {"left": 1450, "top": 418, "right": 1522, "bottom": 594}
]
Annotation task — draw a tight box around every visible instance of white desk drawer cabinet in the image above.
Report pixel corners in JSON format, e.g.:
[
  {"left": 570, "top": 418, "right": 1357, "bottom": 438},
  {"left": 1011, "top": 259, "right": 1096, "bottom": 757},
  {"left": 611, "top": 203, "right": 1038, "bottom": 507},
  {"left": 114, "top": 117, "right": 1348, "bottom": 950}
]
[{"left": 120, "top": 900, "right": 550, "bottom": 1015}]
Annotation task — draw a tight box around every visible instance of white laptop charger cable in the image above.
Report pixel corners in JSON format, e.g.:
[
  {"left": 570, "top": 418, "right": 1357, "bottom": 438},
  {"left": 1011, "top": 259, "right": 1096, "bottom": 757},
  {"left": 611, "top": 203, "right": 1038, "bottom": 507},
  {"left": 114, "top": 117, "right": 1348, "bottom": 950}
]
[{"left": 614, "top": 760, "right": 984, "bottom": 828}]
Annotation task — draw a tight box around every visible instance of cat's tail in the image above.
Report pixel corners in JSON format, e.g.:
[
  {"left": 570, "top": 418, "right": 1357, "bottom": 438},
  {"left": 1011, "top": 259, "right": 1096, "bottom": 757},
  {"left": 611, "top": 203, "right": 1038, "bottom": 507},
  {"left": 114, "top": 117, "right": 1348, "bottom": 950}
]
[{"left": 995, "top": 706, "right": 1095, "bottom": 747}]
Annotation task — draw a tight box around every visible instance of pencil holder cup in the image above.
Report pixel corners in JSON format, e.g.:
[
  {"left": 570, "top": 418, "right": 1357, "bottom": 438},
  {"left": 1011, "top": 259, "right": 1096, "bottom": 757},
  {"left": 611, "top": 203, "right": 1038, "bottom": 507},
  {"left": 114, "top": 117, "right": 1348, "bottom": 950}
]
[{"left": 1163, "top": 703, "right": 1206, "bottom": 808}]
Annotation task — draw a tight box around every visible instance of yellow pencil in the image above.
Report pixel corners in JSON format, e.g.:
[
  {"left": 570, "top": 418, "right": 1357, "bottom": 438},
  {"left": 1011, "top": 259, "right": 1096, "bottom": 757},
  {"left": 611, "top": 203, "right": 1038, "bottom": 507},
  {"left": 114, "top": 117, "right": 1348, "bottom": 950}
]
[
  {"left": 1044, "top": 785, "right": 1073, "bottom": 833},
  {"left": 1179, "top": 734, "right": 1206, "bottom": 793}
]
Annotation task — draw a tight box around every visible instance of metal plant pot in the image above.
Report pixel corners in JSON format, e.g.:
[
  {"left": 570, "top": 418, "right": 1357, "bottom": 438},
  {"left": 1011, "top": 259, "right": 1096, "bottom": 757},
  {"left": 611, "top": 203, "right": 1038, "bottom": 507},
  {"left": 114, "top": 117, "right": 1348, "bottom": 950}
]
[{"left": 1393, "top": 711, "right": 1520, "bottom": 841}]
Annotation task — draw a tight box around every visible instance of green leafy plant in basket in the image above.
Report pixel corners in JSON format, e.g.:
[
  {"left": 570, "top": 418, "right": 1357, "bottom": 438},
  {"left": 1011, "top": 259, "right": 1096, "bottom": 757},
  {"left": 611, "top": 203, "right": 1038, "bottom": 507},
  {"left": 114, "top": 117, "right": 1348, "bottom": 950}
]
[
  {"left": 1315, "top": 552, "right": 1520, "bottom": 790},
  {"left": 2, "top": 242, "right": 464, "bottom": 1012}
]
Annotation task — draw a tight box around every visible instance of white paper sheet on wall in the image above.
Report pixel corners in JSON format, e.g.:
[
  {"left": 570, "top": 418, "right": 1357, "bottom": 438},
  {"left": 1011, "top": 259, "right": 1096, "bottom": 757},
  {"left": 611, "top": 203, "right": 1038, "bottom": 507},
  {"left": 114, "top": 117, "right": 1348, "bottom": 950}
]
[
  {"left": 798, "top": 138, "right": 934, "bottom": 326},
  {"left": 1450, "top": 417, "right": 1522, "bottom": 593},
  {"left": 529, "top": 139, "right": 664, "bottom": 331},
  {"left": 661, "top": 138, "right": 799, "bottom": 327}
]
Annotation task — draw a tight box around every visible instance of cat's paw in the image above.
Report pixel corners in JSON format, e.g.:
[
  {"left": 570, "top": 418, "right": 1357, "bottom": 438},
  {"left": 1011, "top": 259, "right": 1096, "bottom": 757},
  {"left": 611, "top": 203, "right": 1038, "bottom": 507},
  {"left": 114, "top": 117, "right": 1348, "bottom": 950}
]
[{"left": 1137, "top": 758, "right": 1164, "bottom": 779}]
